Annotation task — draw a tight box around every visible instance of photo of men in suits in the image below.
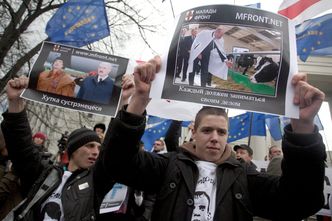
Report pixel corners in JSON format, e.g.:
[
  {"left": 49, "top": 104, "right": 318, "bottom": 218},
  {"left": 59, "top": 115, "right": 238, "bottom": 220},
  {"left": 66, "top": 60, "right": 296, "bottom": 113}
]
[
  {"left": 76, "top": 62, "right": 114, "bottom": 104},
  {"left": 175, "top": 28, "right": 200, "bottom": 84}
]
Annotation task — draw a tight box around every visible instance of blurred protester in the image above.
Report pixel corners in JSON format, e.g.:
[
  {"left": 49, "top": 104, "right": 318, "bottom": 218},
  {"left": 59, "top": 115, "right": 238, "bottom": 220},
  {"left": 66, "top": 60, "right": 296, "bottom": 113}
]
[
  {"left": 94, "top": 123, "right": 106, "bottom": 143},
  {"left": 0, "top": 128, "right": 8, "bottom": 179},
  {"left": 266, "top": 145, "right": 283, "bottom": 176},
  {"left": 32, "top": 131, "right": 53, "bottom": 163},
  {"left": 151, "top": 139, "right": 167, "bottom": 154},
  {"left": 234, "top": 144, "right": 257, "bottom": 171},
  {"left": 0, "top": 127, "right": 23, "bottom": 220},
  {"left": 0, "top": 160, "right": 23, "bottom": 220},
  {"left": 32, "top": 132, "right": 48, "bottom": 152}
]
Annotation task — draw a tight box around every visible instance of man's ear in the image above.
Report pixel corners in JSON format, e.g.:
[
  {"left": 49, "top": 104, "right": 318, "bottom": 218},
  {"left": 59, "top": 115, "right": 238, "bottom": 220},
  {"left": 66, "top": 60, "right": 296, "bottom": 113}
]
[{"left": 191, "top": 128, "right": 196, "bottom": 140}]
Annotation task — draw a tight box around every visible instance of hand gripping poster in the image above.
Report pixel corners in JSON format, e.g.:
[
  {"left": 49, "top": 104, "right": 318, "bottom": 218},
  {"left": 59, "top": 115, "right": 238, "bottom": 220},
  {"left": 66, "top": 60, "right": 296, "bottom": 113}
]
[
  {"left": 150, "top": 4, "right": 299, "bottom": 118},
  {"left": 21, "top": 41, "right": 129, "bottom": 117}
]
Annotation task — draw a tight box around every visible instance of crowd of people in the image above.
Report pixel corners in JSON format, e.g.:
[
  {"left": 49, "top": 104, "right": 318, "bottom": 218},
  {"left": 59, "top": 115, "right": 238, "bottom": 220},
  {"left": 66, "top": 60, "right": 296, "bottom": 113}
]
[{"left": 0, "top": 54, "right": 328, "bottom": 221}]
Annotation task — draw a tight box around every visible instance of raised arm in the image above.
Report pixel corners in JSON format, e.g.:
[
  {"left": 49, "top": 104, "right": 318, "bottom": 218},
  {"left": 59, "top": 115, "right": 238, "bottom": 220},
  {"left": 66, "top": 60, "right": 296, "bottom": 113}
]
[
  {"left": 98, "top": 56, "right": 166, "bottom": 192},
  {"left": 251, "top": 73, "right": 326, "bottom": 220},
  {"left": 1, "top": 76, "right": 45, "bottom": 196}
]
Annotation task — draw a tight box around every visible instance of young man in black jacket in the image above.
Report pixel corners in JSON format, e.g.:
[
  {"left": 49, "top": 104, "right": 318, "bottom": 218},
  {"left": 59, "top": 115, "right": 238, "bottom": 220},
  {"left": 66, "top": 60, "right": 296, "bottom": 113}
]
[
  {"left": 0, "top": 76, "right": 129, "bottom": 221},
  {"left": 103, "top": 56, "right": 326, "bottom": 221}
]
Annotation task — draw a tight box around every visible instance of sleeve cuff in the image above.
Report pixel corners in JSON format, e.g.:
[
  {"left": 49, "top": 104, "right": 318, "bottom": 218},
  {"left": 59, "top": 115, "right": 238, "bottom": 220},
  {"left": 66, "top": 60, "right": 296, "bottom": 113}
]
[
  {"left": 283, "top": 124, "right": 320, "bottom": 146},
  {"left": 117, "top": 104, "right": 146, "bottom": 126}
]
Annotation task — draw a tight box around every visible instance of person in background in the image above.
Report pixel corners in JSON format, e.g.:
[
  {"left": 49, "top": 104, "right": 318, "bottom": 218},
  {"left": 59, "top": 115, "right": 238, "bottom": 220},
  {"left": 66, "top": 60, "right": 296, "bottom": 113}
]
[
  {"left": 151, "top": 139, "right": 167, "bottom": 154},
  {"left": 234, "top": 144, "right": 257, "bottom": 171},
  {"left": 37, "top": 56, "right": 75, "bottom": 97},
  {"left": 94, "top": 123, "right": 106, "bottom": 143},
  {"left": 266, "top": 145, "right": 283, "bottom": 176},
  {"left": 0, "top": 128, "right": 8, "bottom": 179},
  {"left": 268, "top": 145, "right": 283, "bottom": 160},
  {"left": 103, "top": 56, "right": 326, "bottom": 221},
  {"left": 32, "top": 131, "right": 53, "bottom": 163},
  {"left": 32, "top": 132, "right": 48, "bottom": 152},
  {"left": 0, "top": 160, "right": 23, "bottom": 220},
  {"left": 0, "top": 127, "right": 23, "bottom": 220}
]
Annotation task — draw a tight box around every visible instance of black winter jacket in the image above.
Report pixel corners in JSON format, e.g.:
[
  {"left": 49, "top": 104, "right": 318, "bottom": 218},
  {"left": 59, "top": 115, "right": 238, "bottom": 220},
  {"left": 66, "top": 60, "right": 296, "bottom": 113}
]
[
  {"left": 104, "top": 109, "right": 326, "bottom": 221},
  {"left": 1, "top": 110, "right": 114, "bottom": 221}
]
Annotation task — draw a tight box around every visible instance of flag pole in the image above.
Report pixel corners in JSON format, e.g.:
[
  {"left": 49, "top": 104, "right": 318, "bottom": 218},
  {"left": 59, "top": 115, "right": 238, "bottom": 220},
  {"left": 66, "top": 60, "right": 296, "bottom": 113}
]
[
  {"left": 248, "top": 112, "right": 253, "bottom": 147},
  {"left": 169, "top": 0, "right": 175, "bottom": 18}
]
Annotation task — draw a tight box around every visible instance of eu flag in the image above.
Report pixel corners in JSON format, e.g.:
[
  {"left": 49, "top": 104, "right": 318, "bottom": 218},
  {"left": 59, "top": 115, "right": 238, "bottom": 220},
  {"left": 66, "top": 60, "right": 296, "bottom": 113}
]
[
  {"left": 141, "top": 115, "right": 172, "bottom": 152},
  {"left": 296, "top": 13, "right": 332, "bottom": 62},
  {"left": 46, "top": 0, "right": 110, "bottom": 47},
  {"left": 265, "top": 116, "right": 283, "bottom": 141},
  {"left": 227, "top": 112, "right": 266, "bottom": 143},
  {"left": 265, "top": 114, "right": 323, "bottom": 141}
]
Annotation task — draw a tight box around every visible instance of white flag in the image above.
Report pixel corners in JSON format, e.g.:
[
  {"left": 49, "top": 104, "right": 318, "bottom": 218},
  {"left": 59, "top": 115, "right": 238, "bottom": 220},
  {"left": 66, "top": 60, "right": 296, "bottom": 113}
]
[{"left": 146, "top": 99, "right": 203, "bottom": 121}]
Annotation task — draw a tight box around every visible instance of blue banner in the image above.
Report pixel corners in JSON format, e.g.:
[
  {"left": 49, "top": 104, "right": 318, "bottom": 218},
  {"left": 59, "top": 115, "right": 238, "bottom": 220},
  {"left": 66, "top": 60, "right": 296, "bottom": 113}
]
[
  {"left": 228, "top": 112, "right": 266, "bottom": 143},
  {"left": 296, "top": 13, "right": 332, "bottom": 61},
  {"left": 265, "top": 114, "right": 323, "bottom": 141},
  {"left": 141, "top": 116, "right": 172, "bottom": 151},
  {"left": 46, "top": 0, "right": 110, "bottom": 47},
  {"left": 265, "top": 116, "right": 283, "bottom": 141},
  {"left": 141, "top": 115, "right": 191, "bottom": 151}
]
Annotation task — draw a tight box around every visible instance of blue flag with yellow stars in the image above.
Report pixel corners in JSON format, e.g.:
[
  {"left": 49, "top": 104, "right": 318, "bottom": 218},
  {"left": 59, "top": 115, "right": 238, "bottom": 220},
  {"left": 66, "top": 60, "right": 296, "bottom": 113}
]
[
  {"left": 227, "top": 112, "right": 266, "bottom": 143},
  {"left": 141, "top": 115, "right": 173, "bottom": 152},
  {"left": 296, "top": 13, "right": 332, "bottom": 62},
  {"left": 141, "top": 115, "right": 191, "bottom": 151},
  {"left": 46, "top": 0, "right": 110, "bottom": 47}
]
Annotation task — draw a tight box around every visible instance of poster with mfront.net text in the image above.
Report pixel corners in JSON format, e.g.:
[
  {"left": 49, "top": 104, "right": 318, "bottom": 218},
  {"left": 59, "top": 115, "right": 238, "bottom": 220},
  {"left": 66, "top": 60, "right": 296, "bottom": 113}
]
[{"left": 150, "top": 4, "right": 299, "bottom": 118}]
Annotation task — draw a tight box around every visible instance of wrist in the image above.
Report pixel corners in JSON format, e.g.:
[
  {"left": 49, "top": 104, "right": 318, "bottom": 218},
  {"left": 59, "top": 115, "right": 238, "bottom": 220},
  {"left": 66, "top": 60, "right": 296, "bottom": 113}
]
[
  {"left": 291, "top": 118, "right": 315, "bottom": 134},
  {"left": 8, "top": 99, "right": 25, "bottom": 113},
  {"left": 127, "top": 94, "right": 150, "bottom": 115}
]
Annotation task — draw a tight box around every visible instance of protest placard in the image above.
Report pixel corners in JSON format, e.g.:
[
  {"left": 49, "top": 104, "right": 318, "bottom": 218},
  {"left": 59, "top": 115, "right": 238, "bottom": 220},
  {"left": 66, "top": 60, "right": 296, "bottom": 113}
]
[
  {"left": 21, "top": 41, "right": 129, "bottom": 116},
  {"left": 150, "top": 4, "right": 298, "bottom": 118}
]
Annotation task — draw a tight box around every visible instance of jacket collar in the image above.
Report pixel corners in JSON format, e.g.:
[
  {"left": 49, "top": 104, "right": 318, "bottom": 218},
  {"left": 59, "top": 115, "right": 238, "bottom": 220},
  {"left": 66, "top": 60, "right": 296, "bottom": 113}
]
[{"left": 180, "top": 141, "right": 232, "bottom": 165}]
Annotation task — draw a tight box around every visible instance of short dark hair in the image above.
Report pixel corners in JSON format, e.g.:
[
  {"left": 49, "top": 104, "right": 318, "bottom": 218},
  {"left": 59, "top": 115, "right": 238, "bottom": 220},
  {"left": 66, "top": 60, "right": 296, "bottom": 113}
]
[
  {"left": 194, "top": 106, "right": 228, "bottom": 130},
  {"left": 233, "top": 144, "right": 253, "bottom": 156},
  {"left": 93, "top": 123, "right": 106, "bottom": 132}
]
